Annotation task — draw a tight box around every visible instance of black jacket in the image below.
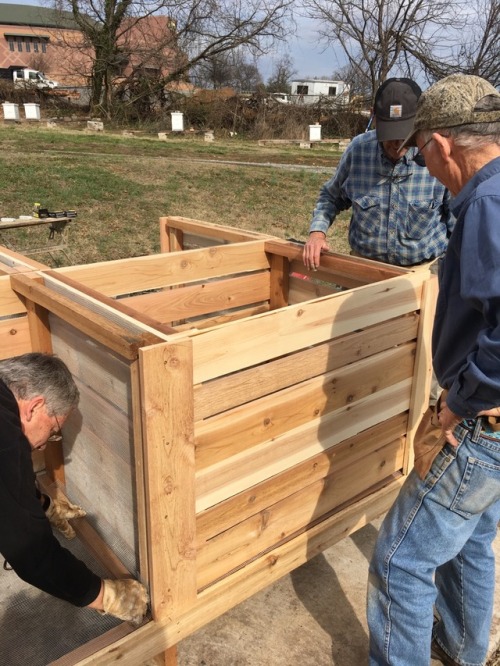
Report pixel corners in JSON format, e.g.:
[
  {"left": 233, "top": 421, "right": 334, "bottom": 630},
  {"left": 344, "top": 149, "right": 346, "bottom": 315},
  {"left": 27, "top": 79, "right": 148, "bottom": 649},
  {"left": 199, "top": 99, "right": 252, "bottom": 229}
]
[{"left": 0, "top": 379, "right": 101, "bottom": 606}]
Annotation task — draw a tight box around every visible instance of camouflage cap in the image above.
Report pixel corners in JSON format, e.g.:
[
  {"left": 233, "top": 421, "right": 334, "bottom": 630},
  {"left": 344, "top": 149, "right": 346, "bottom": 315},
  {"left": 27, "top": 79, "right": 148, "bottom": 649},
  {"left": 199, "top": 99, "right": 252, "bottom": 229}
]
[{"left": 401, "top": 74, "right": 500, "bottom": 148}]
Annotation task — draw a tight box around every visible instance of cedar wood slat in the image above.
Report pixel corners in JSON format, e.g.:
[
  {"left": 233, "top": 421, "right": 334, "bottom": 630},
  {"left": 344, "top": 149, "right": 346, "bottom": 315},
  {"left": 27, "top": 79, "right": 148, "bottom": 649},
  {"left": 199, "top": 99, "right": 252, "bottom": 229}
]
[
  {"left": 193, "top": 314, "right": 418, "bottom": 420},
  {"left": 173, "top": 304, "right": 270, "bottom": 333},
  {"left": 196, "top": 413, "right": 408, "bottom": 541},
  {"left": 195, "top": 342, "right": 415, "bottom": 469},
  {"left": 0, "top": 316, "right": 30, "bottom": 359},
  {"left": 139, "top": 342, "right": 197, "bottom": 622},
  {"left": 159, "top": 215, "right": 272, "bottom": 249},
  {"left": 405, "top": 274, "right": 439, "bottom": 473},
  {"left": 196, "top": 437, "right": 404, "bottom": 589},
  {"left": 55, "top": 241, "right": 271, "bottom": 296},
  {"left": 22, "top": 296, "right": 66, "bottom": 484},
  {"left": 10, "top": 273, "right": 159, "bottom": 360},
  {"left": 68, "top": 482, "right": 403, "bottom": 665},
  {"left": 187, "top": 271, "right": 427, "bottom": 384},
  {"left": 124, "top": 272, "right": 270, "bottom": 323},
  {"left": 195, "top": 378, "right": 412, "bottom": 511}
]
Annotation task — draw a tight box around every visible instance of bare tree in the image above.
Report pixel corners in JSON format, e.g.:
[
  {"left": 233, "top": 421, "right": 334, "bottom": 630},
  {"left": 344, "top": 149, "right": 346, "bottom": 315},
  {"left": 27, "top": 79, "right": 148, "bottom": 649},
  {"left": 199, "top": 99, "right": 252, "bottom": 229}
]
[
  {"left": 192, "top": 50, "right": 263, "bottom": 91},
  {"left": 52, "top": 0, "right": 293, "bottom": 115},
  {"left": 266, "top": 53, "right": 296, "bottom": 93},
  {"left": 331, "top": 62, "right": 371, "bottom": 101},
  {"left": 412, "top": 0, "right": 500, "bottom": 86},
  {"left": 301, "top": 0, "right": 460, "bottom": 101}
]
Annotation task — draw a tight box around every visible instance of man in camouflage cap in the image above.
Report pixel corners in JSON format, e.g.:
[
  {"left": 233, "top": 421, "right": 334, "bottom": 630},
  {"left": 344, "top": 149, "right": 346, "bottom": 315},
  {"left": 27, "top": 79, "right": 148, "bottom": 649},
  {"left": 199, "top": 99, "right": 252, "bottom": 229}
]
[{"left": 367, "top": 74, "right": 500, "bottom": 666}]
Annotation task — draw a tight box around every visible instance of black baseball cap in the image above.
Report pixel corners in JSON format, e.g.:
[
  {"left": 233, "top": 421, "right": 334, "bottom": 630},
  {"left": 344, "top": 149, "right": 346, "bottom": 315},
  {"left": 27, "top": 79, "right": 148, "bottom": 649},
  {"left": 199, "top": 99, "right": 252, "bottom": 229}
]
[{"left": 374, "top": 78, "right": 422, "bottom": 142}]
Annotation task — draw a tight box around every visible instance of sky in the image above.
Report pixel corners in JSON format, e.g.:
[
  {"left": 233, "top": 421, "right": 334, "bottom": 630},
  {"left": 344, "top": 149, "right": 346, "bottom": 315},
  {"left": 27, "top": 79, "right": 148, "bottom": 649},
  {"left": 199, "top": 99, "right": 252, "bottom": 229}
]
[
  {"left": 8, "top": 0, "right": 347, "bottom": 82},
  {"left": 258, "top": 18, "right": 346, "bottom": 82}
]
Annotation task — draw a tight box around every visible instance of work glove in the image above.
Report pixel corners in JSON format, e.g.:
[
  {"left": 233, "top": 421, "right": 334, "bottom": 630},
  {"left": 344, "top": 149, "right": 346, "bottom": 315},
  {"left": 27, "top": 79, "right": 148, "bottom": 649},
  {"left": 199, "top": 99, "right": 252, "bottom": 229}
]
[
  {"left": 99, "top": 578, "right": 149, "bottom": 626},
  {"left": 413, "top": 390, "right": 448, "bottom": 480},
  {"left": 45, "top": 496, "right": 86, "bottom": 539}
]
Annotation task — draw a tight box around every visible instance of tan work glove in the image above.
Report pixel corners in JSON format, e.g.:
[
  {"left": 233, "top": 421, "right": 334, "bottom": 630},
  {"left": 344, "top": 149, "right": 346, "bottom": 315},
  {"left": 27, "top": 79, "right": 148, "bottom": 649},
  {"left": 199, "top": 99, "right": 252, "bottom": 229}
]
[
  {"left": 45, "top": 496, "right": 86, "bottom": 539},
  {"left": 100, "top": 579, "right": 149, "bottom": 626},
  {"left": 413, "top": 390, "right": 448, "bottom": 480}
]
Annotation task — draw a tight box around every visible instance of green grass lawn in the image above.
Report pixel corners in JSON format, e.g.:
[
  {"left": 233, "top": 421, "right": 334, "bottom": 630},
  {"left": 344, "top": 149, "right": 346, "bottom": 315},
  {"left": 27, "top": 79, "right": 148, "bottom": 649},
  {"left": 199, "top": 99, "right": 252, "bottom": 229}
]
[{"left": 0, "top": 124, "right": 351, "bottom": 265}]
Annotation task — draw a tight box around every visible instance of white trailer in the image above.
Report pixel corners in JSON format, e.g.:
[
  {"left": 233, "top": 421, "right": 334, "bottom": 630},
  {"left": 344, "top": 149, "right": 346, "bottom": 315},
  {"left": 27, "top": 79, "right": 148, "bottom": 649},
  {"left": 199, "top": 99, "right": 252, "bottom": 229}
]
[{"left": 290, "top": 79, "right": 349, "bottom": 105}]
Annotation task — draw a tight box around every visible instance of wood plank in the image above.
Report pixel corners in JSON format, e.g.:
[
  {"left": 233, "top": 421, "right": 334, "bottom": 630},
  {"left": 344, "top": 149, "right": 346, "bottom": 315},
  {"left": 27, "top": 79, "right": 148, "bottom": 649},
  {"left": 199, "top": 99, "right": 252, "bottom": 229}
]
[
  {"left": 70, "top": 481, "right": 403, "bottom": 665},
  {"left": 50, "top": 317, "right": 132, "bottom": 414},
  {"left": 42, "top": 273, "right": 169, "bottom": 342},
  {"left": 159, "top": 216, "right": 182, "bottom": 253},
  {"left": 0, "top": 315, "right": 31, "bottom": 359},
  {"left": 0, "top": 275, "right": 27, "bottom": 316},
  {"left": 268, "top": 253, "right": 289, "bottom": 310},
  {"left": 196, "top": 412, "right": 407, "bottom": 542},
  {"left": 0, "top": 246, "right": 47, "bottom": 272},
  {"left": 56, "top": 241, "right": 270, "bottom": 296},
  {"left": 174, "top": 304, "right": 270, "bottom": 333},
  {"left": 37, "top": 474, "right": 132, "bottom": 579},
  {"left": 196, "top": 438, "right": 404, "bottom": 589},
  {"left": 196, "top": 378, "right": 412, "bottom": 511},
  {"left": 49, "top": 624, "right": 136, "bottom": 666},
  {"left": 289, "top": 258, "right": 368, "bottom": 290},
  {"left": 47, "top": 270, "right": 176, "bottom": 335},
  {"left": 124, "top": 272, "right": 270, "bottom": 323},
  {"left": 130, "top": 359, "right": 150, "bottom": 586},
  {"left": 61, "top": 424, "right": 137, "bottom": 574},
  {"left": 405, "top": 274, "right": 439, "bottom": 473},
  {"left": 10, "top": 273, "right": 157, "bottom": 360},
  {"left": 264, "top": 238, "right": 408, "bottom": 283},
  {"left": 195, "top": 343, "right": 415, "bottom": 469},
  {"left": 194, "top": 314, "right": 419, "bottom": 419},
  {"left": 52, "top": 326, "right": 139, "bottom": 573},
  {"left": 161, "top": 216, "right": 272, "bottom": 243},
  {"left": 188, "top": 271, "right": 427, "bottom": 384},
  {"left": 22, "top": 296, "right": 67, "bottom": 485},
  {"left": 289, "top": 273, "right": 340, "bottom": 304},
  {"left": 139, "top": 342, "right": 197, "bottom": 622}
]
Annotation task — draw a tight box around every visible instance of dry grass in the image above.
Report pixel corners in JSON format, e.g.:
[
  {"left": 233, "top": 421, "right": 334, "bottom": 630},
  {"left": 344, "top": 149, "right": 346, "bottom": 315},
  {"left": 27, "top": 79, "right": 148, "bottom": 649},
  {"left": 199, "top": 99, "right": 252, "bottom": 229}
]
[{"left": 0, "top": 124, "right": 351, "bottom": 266}]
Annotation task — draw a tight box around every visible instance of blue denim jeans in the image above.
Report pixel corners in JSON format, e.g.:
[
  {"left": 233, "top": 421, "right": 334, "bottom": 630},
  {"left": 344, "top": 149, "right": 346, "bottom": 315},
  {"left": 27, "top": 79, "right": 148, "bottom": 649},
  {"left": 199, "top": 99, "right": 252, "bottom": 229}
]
[{"left": 367, "top": 422, "right": 500, "bottom": 665}]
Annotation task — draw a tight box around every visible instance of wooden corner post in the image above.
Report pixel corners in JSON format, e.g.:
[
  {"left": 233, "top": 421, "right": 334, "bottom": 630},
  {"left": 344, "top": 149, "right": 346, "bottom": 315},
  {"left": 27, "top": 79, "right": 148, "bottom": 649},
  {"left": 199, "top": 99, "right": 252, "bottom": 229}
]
[
  {"left": 139, "top": 340, "right": 197, "bottom": 623},
  {"left": 405, "top": 273, "right": 439, "bottom": 473}
]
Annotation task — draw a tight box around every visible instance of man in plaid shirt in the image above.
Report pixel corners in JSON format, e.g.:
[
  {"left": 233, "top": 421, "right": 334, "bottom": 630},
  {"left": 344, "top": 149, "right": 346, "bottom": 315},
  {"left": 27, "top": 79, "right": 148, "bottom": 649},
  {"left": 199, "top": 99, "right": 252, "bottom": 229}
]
[{"left": 303, "top": 78, "right": 454, "bottom": 269}]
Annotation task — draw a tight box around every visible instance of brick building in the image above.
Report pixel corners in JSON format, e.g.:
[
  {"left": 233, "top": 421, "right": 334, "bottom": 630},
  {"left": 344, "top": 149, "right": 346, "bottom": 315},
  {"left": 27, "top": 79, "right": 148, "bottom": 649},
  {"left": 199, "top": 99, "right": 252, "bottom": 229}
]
[{"left": 0, "top": 3, "right": 183, "bottom": 88}]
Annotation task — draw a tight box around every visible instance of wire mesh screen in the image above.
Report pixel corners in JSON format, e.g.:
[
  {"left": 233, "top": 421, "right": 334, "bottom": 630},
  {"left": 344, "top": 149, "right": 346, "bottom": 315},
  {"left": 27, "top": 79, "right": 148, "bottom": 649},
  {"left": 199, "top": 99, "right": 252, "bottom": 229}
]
[{"left": 0, "top": 533, "right": 121, "bottom": 665}]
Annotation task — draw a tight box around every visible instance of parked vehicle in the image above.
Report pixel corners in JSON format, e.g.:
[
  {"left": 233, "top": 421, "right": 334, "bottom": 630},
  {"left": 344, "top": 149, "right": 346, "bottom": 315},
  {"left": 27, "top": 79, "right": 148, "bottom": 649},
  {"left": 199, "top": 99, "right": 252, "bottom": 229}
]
[{"left": 0, "top": 67, "right": 58, "bottom": 89}]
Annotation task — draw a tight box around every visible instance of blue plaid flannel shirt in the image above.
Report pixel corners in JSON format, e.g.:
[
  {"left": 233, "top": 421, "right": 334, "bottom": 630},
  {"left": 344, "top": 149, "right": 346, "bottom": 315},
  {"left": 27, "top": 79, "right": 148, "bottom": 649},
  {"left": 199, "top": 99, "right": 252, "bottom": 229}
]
[{"left": 309, "top": 131, "right": 454, "bottom": 266}]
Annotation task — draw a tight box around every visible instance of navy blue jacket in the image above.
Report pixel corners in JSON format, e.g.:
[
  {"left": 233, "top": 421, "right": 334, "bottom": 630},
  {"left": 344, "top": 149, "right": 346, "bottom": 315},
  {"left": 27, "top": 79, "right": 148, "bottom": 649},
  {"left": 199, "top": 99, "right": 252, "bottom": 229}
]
[
  {"left": 433, "top": 157, "right": 500, "bottom": 418},
  {"left": 0, "top": 379, "right": 101, "bottom": 606}
]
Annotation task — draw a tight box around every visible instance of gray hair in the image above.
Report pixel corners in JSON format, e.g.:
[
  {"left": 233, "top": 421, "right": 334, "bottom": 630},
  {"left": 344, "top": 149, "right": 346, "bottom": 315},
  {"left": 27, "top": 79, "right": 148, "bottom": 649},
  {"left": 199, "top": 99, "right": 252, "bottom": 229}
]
[
  {"left": 419, "top": 122, "right": 500, "bottom": 150},
  {"left": 0, "top": 353, "right": 79, "bottom": 416}
]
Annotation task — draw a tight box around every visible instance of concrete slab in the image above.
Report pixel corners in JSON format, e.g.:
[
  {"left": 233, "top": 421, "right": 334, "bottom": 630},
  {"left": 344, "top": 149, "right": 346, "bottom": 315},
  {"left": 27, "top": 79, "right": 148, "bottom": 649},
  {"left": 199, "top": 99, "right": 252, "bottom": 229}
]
[{"left": 177, "top": 518, "right": 500, "bottom": 666}]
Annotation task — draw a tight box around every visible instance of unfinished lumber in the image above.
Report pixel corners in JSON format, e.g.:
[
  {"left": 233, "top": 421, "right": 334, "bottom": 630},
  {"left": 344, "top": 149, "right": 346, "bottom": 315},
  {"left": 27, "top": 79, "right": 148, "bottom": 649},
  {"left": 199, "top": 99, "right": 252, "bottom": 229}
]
[{"left": 0, "top": 217, "right": 436, "bottom": 665}]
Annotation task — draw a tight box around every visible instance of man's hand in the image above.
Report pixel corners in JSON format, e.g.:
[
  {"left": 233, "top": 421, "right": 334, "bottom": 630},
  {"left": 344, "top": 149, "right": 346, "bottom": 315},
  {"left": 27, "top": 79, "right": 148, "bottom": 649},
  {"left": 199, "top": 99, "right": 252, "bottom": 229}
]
[
  {"left": 437, "top": 402, "right": 462, "bottom": 446},
  {"left": 99, "top": 579, "right": 149, "bottom": 626},
  {"left": 303, "top": 232, "right": 329, "bottom": 271},
  {"left": 478, "top": 406, "right": 500, "bottom": 419},
  {"left": 45, "top": 496, "right": 86, "bottom": 539}
]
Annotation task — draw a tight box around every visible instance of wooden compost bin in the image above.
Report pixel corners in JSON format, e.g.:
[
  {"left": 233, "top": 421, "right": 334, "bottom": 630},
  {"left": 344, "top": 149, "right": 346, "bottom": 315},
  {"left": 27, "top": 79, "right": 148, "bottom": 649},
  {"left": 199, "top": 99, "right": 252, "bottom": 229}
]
[{"left": 0, "top": 217, "right": 436, "bottom": 665}]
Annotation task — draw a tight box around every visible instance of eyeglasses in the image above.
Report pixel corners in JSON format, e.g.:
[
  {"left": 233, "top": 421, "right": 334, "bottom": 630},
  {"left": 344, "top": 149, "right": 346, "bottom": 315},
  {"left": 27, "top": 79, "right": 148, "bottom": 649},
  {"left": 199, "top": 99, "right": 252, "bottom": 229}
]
[
  {"left": 413, "top": 137, "right": 434, "bottom": 166},
  {"left": 47, "top": 413, "right": 63, "bottom": 442}
]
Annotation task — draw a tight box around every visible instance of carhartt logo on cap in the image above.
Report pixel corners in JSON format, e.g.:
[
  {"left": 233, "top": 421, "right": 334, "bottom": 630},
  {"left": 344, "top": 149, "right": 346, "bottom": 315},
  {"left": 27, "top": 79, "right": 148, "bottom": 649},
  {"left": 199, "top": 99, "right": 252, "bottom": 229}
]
[{"left": 390, "top": 105, "right": 403, "bottom": 119}]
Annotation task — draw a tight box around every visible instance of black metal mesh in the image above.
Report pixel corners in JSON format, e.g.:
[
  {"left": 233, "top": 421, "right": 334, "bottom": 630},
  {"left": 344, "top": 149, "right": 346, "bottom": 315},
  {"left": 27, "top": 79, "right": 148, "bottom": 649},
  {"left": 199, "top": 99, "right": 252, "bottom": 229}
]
[{"left": 0, "top": 532, "right": 121, "bottom": 665}]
